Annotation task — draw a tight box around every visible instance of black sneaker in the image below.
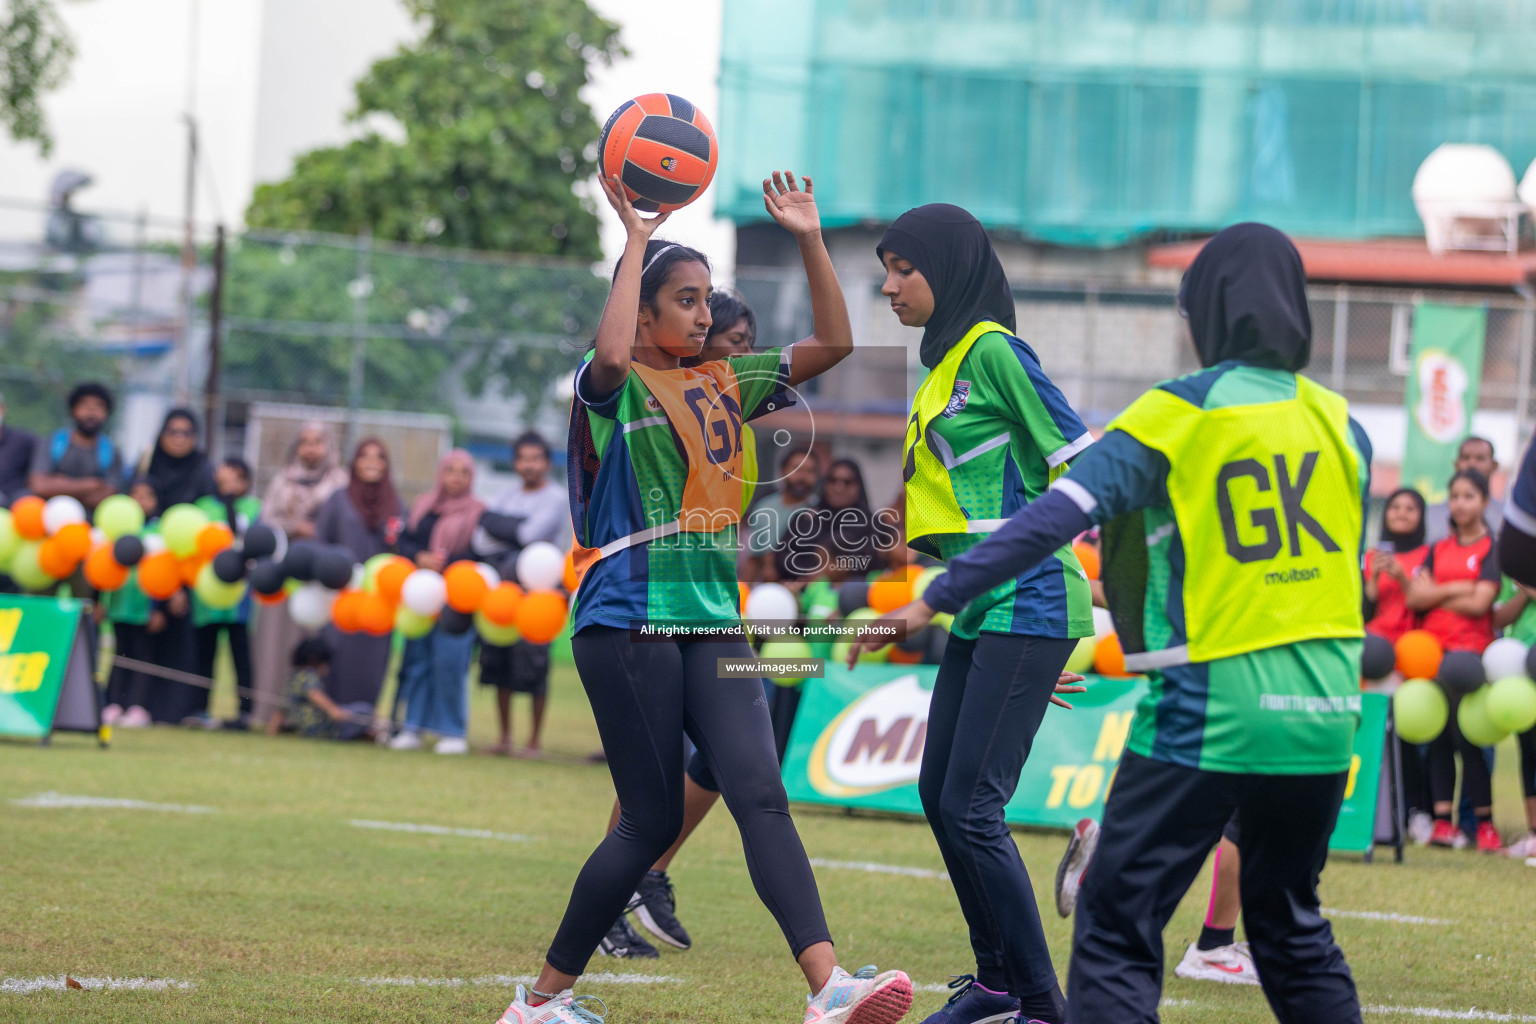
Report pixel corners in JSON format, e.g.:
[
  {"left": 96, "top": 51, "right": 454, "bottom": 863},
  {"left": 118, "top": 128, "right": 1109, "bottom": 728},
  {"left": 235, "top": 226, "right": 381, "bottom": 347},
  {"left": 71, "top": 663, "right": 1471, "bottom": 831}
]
[
  {"left": 631, "top": 870, "right": 692, "bottom": 950},
  {"left": 596, "top": 914, "right": 659, "bottom": 959}
]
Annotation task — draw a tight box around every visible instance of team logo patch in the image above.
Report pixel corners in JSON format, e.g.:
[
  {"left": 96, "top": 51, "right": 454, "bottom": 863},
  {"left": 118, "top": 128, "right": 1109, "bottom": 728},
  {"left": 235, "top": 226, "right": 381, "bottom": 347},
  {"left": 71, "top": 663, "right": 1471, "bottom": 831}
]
[
  {"left": 660, "top": 156, "right": 677, "bottom": 171},
  {"left": 645, "top": 395, "right": 662, "bottom": 412},
  {"left": 940, "top": 380, "right": 971, "bottom": 418}
]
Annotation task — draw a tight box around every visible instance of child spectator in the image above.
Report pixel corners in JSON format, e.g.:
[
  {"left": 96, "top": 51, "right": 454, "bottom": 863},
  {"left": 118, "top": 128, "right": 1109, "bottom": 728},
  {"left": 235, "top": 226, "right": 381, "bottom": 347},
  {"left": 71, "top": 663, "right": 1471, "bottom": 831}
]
[
  {"left": 193, "top": 457, "right": 261, "bottom": 728},
  {"left": 265, "top": 637, "right": 376, "bottom": 740},
  {"left": 100, "top": 480, "right": 160, "bottom": 729}
]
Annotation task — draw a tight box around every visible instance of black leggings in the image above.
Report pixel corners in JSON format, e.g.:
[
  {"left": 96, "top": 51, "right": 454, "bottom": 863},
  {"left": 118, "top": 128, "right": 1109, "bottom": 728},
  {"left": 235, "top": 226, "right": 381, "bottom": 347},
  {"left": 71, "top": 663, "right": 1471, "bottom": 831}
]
[
  {"left": 196, "top": 622, "right": 253, "bottom": 718},
  {"left": 546, "top": 626, "right": 831, "bottom": 976},
  {"left": 1428, "top": 691, "right": 1493, "bottom": 813},
  {"left": 1520, "top": 725, "right": 1536, "bottom": 800},
  {"left": 920, "top": 631, "right": 1076, "bottom": 1003}
]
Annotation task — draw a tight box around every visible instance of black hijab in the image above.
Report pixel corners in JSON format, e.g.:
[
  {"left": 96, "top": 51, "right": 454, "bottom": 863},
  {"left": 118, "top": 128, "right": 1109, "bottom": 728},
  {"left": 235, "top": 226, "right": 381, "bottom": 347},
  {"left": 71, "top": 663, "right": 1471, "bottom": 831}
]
[
  {"left": 144, "top": 407, "right": 215, "bottom": 509},
  {"left": 877, "top": 204, "right": 1016, "bottom": 369},
  {"left": 1178, "top": 223, "right": 1311, "bottom": 371},
  {"left": 1379, "top": 487, "right": 1427, "bottom": 553}
]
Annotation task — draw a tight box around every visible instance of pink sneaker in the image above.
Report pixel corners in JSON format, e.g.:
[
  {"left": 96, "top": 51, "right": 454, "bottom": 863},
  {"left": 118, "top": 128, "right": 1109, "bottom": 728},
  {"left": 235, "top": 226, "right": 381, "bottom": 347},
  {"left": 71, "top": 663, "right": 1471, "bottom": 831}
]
[
  {"left": 101, "top": 704, "right": 123, "bottom": 725},
  {"left": 119, "top": 706, "right": 152, "bottom": 728},
  {"left": 1475, "top": 821, "right": 1503, "bottom": 853}
]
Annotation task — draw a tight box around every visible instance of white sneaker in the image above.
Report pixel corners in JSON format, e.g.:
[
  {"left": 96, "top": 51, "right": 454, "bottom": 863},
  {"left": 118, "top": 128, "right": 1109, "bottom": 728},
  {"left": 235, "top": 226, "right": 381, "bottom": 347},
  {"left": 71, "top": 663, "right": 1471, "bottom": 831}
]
[
  {"left": 434, "top": 736, "right": 468, "bottom": 755},
  {"left": 1173, "top": 941, "right": 1260, "bottom": 986},
  {"left": 101, "top": 703, "right": 123, "bottom": 725},
  {"left": 1408, "top": 811, "right": 1434, "bottom": 847},
  {"left": 387, "top": 730, "right": 423, "bottom": 751},
  {"left": 1055, "top": 817, "right": 1099, "bottom": 917},
  {"left": 1502, "top": 832, "right": 1536, "bottom": 859},
  {"left": 119, "top": 706, "right": 152, "bottom": 728},
  {"left": 803, "top": 965, "right": 913, "bottom": 1024},
  {"left": 498, "top": 985, "right": 606, "bottom": 1023}
]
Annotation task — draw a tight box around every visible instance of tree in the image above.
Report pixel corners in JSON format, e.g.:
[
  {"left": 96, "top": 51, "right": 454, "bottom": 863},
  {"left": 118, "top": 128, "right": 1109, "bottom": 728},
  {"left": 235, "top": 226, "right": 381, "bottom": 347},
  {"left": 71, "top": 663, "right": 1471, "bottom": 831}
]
[
  {"left": 0, "top": 274, "right": 121, "bottom": 434},
  {"left": 0, "top": 0, "right": 76, "bottom": 156},
  {"left": 245, "top": 0, "right": 622, "bottom": 261}
]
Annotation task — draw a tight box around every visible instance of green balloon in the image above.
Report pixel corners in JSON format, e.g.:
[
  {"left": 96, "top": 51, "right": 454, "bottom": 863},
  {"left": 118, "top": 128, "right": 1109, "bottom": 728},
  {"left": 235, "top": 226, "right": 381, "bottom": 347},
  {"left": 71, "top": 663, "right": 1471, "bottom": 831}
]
[
  {"left": 475, "top": 610, "right": 521, "bottom": 646},
  {"left": 801, "top": 580, "right": 837, "bottom": 620},
  {"left": 1457, "top": 686, "right": 1510, "bottom": 748},
  {"left": 0, "top": 508, "right": 17, "bottom": 564},
  {"left": 283, "top": 577, "right": 304, "bottom": 597},
  {"left": 912, "top": 566, "right": 945, "bottom": 603},
  {"left": 194, "top": 562, "right": 247, "bottom": 610},
  {"left": 362, "top": 552, "right": 396, "bottom": 592},
  {"left": 161, "top": 504, "right": 209, "bottom": 557},
  {"left": 394, "top": 606, "right": 436, "bottom": 639},
  {"left": 8, "top": 540, "right": 53, "bottom": 592},
  {"left": 1486, "top": 676, "right": 1536, "bottom": 734},
  {"left": 1393, "top": 678, "right": 1449, "bottom": 744},
  {"left": 762, "top": 640, "right": 814, "bottom": 686},
  {"left": 931, "top": 611, "right": 953, "bottom": 632},
  {"left": 94, "top": 493, "right": 146, "bottom": 541},
  {"left": 1066, "top": 635, "right": 1096, "bottom": 675}
]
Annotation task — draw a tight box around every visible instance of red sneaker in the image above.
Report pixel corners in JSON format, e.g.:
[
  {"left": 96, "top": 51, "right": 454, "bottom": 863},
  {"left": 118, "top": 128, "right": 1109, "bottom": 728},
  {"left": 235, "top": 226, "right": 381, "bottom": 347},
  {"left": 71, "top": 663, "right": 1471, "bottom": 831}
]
[
  {"left": 1429, "top": 819, "right": 1467, "bottom": 849},
  {"left": 1476, "top": 821, "right": 1503, "bottom": 853}
]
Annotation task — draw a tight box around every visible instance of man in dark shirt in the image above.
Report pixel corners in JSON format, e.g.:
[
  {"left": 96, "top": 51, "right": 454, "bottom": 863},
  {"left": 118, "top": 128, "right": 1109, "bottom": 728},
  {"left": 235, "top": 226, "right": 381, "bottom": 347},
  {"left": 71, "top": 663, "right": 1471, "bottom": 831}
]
[
  {"left": 0, "top": 390, "right": 38, "bottom": 506},
  {"left": 29, "top": 382, "right": 122, "bottom": 513}
]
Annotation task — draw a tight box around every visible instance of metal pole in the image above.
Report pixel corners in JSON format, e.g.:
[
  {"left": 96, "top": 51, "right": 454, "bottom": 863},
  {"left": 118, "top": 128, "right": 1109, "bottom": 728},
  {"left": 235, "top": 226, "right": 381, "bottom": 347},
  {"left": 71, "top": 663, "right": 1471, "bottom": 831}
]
[
  {"left": 176, "top": 115, "right": 198, "bottom": 404},
  {"left": 203, "top": 225, "right": 226, "bottom": 460},
  {"left": 1331, "top": 285, "right": 1349, "bottom": 394},
  {"left": 346, "top": 229, "right": 373, "bottom": 454}
]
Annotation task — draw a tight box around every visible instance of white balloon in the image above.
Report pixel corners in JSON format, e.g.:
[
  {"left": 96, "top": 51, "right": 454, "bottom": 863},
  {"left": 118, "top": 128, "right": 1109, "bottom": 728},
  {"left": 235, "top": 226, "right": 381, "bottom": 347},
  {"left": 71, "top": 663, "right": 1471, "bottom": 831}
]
[
  {"left": 142, "top": 533, "right": 168, "bottom": 555},
  {"left": 401, "top": 569, "right": 448, "bottom": 617},
  {"left": 42, "top": 495, "right": 87, "bottom": 535},
  {"left": 288, "top": 582, "right": 335, "bottom": 631},
  {"left": 745, "top": 582, "right": 798, "bottom": 626},
  {"left": 516, "top": 541, "right": 565, "bottom": 590},
  {"left": 89, "top": 527, "right": 107, "bottom": 547},
  {"left": 1483, "top": 636, "right": 1529, "bottom": 683},
  {"left": 349, "top": 564, "right": 367, "bottom": 591},
  {"left": 1092, "top": 606, "right": 1115, "bottom": 643},
  {"left": 473, "top": 561, "right": 500, "bottom": 590}
]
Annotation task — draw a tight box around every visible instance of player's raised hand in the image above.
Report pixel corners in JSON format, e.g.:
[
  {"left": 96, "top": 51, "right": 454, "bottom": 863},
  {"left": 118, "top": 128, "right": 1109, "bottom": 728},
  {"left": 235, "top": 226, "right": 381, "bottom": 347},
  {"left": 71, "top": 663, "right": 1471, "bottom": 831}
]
[
  {"left": 763, "top": 170, "right": 821, "bottom": 239},
  {"left": 602, "top": 173, "right": 671, "bottom": 240}
]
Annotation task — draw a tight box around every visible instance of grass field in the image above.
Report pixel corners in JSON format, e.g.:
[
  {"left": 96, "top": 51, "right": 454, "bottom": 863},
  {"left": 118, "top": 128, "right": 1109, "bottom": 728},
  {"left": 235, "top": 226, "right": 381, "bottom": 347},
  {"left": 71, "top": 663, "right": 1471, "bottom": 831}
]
[{"left": 3, "top": 662, "right": 1534, "bottom": 1024}]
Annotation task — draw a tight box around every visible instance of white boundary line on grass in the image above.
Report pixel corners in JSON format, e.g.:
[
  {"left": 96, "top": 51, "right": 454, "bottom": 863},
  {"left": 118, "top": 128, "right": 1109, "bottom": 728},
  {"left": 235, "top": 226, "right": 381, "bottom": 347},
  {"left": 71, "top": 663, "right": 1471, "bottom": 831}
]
[
  {"left": 1324, "top": 908, "right": 1454, "bottom": 926},
  {"left": 355, "top": 973, "right": 681, "bottom": 987},
  {"left": 10, "top": 792, "right": 216, "bottom": 814},
  {"left": 1, "top": 976, "right": 194, "bottom": 994},
  {"left": 1365, "top": 1006, "right": 1536, "bottom": 1021},
  {"left": 808, "top": 858, "right": 949, "bottom": 880},
  {"left": 348, "top": 820, "right": 536, "bottom": 843}
]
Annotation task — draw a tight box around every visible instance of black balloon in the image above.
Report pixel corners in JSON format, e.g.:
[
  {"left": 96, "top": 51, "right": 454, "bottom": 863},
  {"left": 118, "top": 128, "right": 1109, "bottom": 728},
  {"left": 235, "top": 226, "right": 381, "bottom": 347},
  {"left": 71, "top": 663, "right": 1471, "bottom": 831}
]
[
  {"left": 249, "top": 559, "right": 287, "bottom": 596},
  {"left": 282, "top": 540, "right": 318, "bottom": 582},
  {"left": 1360, "top": 632, "right": 1396, "bottom": 681},
  {"left": 439, "top": 607, "right": 474, "bottom": 635},
  {"left": 313, "top": 547, "right": 355, "bottom": 590},
  {"left": 243, "top": 523, "right": 279, "bottom": 561},
  {"left": 1436, "top": 650, "right": 1485, "bottom": 695},
  {"left": 212, "top": 548, "right": 248, "bottom": 584},
  {"left": 112, "top": 535, "right": 145, "bottom": 567},
  {"left": 1527, "top": 642, "right": 1536, "bottom": 683},
  {"left": 838, "top": 580, "right": 870, "bottom": 617}
]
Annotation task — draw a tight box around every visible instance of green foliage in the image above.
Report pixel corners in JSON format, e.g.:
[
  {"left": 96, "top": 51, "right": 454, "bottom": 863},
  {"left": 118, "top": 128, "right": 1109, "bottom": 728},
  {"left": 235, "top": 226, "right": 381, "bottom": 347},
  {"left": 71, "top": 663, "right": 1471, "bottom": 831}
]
[
  {"left": 0, "top": 0, "right": 75, "bottom": 155},
  {"left": 0, "top": 277, "right": 121, "bottom": 433},
  {"left": 244, "top": 0, "right": 622, "bottom": 260}
]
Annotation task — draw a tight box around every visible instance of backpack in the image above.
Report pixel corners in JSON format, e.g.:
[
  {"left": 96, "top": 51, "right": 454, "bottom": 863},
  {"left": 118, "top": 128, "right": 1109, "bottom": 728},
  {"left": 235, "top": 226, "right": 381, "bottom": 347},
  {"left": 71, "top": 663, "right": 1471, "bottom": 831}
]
[{"left": 50, "top": 429, "right": 115, "bottom": 476}]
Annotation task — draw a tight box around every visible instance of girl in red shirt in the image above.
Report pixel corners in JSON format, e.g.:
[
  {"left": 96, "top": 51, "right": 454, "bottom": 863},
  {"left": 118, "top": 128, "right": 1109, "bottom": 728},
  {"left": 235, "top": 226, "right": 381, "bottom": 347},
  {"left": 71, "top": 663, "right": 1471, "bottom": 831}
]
[
  {"left": 1364, "top": 487, "right": 1428, "bottom": 642},
  {"left": 1407, "top": 469, "right": 1501, "bottom": 851}
]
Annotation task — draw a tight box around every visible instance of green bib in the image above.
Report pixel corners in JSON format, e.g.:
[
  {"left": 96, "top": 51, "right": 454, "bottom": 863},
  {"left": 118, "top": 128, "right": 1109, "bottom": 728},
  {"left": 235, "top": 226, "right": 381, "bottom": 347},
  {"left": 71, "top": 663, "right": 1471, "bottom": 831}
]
[{"left": 1107, "top": 374, "right": 1363, "bottom": 669}]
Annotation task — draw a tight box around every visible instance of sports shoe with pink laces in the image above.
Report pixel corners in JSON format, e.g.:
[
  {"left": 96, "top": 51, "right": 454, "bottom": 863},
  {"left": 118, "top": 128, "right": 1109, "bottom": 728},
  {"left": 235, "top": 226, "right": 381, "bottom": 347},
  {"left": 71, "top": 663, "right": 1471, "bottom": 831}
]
[
  {"left": 498, "top": 985, "right": 606, "bottom": 1024},
  {"left": 804, "top": 965, "right": 914, "bottom": 1024}
]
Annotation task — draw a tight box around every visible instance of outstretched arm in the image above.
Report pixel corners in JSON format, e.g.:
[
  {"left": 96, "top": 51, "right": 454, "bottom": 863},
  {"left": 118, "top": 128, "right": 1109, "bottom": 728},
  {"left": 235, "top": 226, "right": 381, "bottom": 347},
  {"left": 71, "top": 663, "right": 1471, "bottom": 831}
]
[
  {"left": 762, "top": 171, "right": 853, "bottom": 386},
  {"left": 588, "top": 174, "right": 672, "bottom": 396}
]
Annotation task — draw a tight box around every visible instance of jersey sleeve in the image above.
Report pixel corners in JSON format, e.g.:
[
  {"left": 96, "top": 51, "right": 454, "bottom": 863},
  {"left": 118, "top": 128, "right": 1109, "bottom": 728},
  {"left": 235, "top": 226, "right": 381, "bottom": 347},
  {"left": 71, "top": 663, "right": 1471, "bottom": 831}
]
[
  {"left": 975, "top": 333, "right": 1093, "bottom": 468},
  {"left": 1046, "top": 429, "right": 1171, "bottom": 525},
  {"left": 1480, "top": 541, "right": 1502, "bottom": 583},
  {"left": 726, "top": 347, "right": 793, "bottom": 421},
  {"left": 1347, "top": 416, "right": 1374, "bottom": 560},
  {"left": 573, "top": 355, "right": 626, "bottom": 420},
  {"left": 1504, "top": 440, "right": 1536, "bottom": 539}
]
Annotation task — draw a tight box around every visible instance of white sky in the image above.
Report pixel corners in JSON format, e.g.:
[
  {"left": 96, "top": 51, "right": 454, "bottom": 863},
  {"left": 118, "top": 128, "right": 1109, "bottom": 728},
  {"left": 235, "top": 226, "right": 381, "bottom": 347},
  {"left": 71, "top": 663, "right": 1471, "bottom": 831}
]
[{"left": 0, "top": 0, "right": 734, "bottom": 269}]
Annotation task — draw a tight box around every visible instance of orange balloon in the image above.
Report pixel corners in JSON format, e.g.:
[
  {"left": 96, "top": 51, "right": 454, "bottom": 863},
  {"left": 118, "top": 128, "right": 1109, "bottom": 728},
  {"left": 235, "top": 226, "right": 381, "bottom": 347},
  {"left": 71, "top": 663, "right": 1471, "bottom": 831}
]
[
  {"left": 53, "top": 522, "right": 92, "bottom": 562},
  {"left": 84, "top": 544, "right": 130, "bottom": 591},
  {"left": 196, "top": 522, "right": 235, "bottom": 559},
  {"left": 481, "top": 581, "right": 525, "bottom": 626},
  {"left": 737, "top": 581, "right": 750, "bottom": 611},
  {"left": 255, "top": 587, "right": 287, "bottom": 606},
  {"left": 178, "top": 555, "right": 206, "bottom": 587},
  {"left": 376, "top": 557, "right": 415, "bottom": 605},
  {"left": 331, "top": 590, "right": 364, "bottom": 632},
  {"left": 563, "top": 550, "right": 581, "bottom": 592},
  {"left": 1073, "top": 541, "right": 1101, "bottom": 581},
  {"left": 869, "top": 575, "right": 914, "bottom": 614},
  {"left": 444, "top": 560, "right": 490, "bottom": 614},
  {"left": 887, "top": 647, "right": 924, "bottom": 664},
  {"left": 138, "top": 551, "right": 183, "bottom": 600},
  {"left": 38, "top": 537, "right": 79, "bottom": 579},
  {"left": 1395, "top": 629, "right": 1444, "bottom": 681},
  {"left": 515, "top": 589, "right": 568, "bottom": 644},
  {"left": 12, "top": 495, "right": 46, "bottom": 540},
  {"left": 357, "top": 592, "right": 396, "bottom": 636},
  {"left": 1094, "top": 633, "right": 1129, "bottom": 677}
]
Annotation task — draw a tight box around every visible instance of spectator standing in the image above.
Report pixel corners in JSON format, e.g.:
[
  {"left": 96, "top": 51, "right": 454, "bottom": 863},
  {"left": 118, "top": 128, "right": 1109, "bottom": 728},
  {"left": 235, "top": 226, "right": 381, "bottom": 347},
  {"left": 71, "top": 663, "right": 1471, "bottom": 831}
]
[
  {"left": 389, "top": 450, "right": 485, "bottom": 755},
  {"left": 776, "top": 458, "right": 878, "bottom": 583},
  {"left": 1425, "top": 437, "right": 1503, "bottom": 545},
  {"left": 743, "top": 443, "right": 822, "bottom": 582},
  {"left": 194, "top": 457, "right": 262, "bottom": 728},
  {"left": 315, "top": 439, "right": 405, "bottom": 709},
  {"left": 0, "top": 390, "right": 38, "bottom": 506},
  {"left": 29, "top": 382, "right": 120, "bottom": 513},
  {"left": 100, "top": 480, "right": 161, "bottom": 729},
  {"left": 1362, "top": 487, "right": 1432, "bottom": 840},
  {"left": 136, "top": 408, "right": 217, "bottom": 508},
  {"left": 250, "top": 422, "right": 348, "bottom": 721},
  {"left": 1407, "top": 468, "right": 1501, "bottom": 852}
]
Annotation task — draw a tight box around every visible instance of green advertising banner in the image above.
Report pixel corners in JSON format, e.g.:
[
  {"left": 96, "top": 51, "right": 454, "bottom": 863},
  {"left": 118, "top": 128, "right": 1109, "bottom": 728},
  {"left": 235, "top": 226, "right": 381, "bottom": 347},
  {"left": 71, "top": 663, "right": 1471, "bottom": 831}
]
[
  {"left": 0, "top": 594, "right": 100, "bottom": 741},
  {"left": 1401, "top": 303, "right": 1488, "bottom": 504},
  {"left": 782, "top": 665, "right": 1389, "bottom": 854}
]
